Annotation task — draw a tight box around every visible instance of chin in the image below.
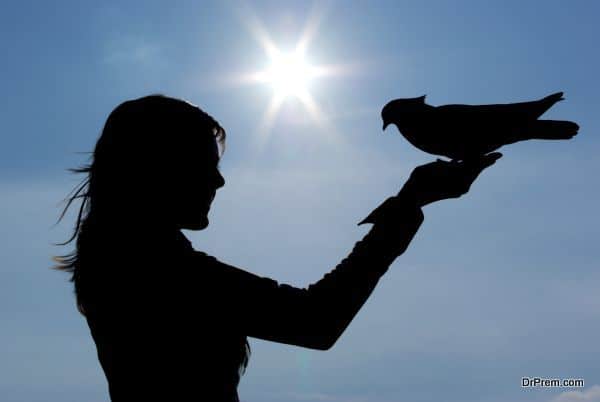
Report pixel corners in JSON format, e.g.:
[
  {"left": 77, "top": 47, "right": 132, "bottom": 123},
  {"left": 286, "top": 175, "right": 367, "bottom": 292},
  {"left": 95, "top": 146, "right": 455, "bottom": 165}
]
[{"left": 180, "top": 216, "right": 209, "bottom": 231}]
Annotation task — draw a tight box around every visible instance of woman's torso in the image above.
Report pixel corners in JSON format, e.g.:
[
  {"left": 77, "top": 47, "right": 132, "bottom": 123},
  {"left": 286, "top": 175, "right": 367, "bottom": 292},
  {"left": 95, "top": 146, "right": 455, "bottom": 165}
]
[{"left": 79, "top": 229, "right": 245, "bottom": 402}]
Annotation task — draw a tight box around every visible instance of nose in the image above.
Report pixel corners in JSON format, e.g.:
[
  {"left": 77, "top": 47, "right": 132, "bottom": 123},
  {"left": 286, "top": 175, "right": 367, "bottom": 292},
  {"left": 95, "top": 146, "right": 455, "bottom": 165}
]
[{"left": 215, "top": 170, "right": 225, "bottom": 189}]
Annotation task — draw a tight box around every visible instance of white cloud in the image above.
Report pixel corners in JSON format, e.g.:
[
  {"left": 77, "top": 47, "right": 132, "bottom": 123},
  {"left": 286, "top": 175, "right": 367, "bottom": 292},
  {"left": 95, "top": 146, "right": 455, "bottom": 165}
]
[
  {"left": 102, "top": 35, "right": 162, "bottom": 67},
  {"left": 552, "top": 385, "right": 600, "bottom": 402},
  {"left": 278, "top": 391, "right": 374, "bottom": 402}
]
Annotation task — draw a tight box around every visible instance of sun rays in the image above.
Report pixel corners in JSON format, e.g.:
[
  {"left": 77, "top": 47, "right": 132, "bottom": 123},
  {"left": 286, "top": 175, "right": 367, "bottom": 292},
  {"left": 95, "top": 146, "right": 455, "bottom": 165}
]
[
  {"left": 231, "top": 3, "right": 351, "bottom": 148},
  {"left": 258, "top": 48, "right": 316, "bottom": 100}
]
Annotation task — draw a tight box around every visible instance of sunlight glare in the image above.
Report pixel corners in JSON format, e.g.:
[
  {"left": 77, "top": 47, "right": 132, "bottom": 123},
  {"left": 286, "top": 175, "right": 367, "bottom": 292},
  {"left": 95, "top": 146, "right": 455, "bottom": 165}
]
[
  {"left": 264, "top": 49, "right": 315, "bottom": 99},
  {"left": 232, "top": 2, "right": 349, "bottom": 147}
]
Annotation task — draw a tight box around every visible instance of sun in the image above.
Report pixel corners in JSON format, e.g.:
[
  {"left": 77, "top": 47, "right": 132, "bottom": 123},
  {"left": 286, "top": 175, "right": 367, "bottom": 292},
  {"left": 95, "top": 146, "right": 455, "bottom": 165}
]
[
  {"left": 230, "top": 3, "right": 355, "bottom": 145},
  {"left": 251, "top": 42, "right": 323, "bottom": 112},
  {"left": 262, "top": 48, "right": 316, "bottom": 99},
  {"left": 242, "top": 36, "right": 330, "bottom": 141}
]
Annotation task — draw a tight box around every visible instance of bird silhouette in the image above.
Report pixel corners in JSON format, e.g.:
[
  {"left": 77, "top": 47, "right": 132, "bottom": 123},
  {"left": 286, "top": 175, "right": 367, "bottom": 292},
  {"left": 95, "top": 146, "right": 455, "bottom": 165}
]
[{"left": 381, "top": 92, "right": 579, "bottom": 161}]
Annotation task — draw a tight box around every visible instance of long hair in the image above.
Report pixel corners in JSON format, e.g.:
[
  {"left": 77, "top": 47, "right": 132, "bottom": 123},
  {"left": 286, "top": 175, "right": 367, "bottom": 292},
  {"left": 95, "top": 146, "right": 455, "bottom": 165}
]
[{"left": 51, "top": 94, "right": 250, "bottom": 379}]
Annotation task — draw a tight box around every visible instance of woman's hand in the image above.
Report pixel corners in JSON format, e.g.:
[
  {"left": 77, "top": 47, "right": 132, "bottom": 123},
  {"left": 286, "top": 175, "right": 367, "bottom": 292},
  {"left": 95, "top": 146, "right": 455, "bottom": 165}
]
[
  {"left": 399, "top": 152, "right": 502, "bottom": 207},
  {"left": 357, "top": 152, "right": 501, "bottom": 225}
]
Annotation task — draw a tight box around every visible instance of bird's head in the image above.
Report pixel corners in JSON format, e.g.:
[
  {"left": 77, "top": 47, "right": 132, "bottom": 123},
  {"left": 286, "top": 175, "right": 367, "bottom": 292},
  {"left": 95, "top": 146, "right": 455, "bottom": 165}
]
[{"left": 381, "top": 95, "right": 427, "bottom": 130}]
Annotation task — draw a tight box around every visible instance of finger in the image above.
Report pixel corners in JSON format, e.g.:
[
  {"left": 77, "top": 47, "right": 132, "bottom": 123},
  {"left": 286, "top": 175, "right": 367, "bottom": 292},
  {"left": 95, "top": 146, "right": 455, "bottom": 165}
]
[
  {"left": 481, "top": 152, "right": 502, "bottom": 166},
  {"left": 464, "top": 152, "right": 502, "bottom": 167},
  {"left": 476, "top": 153, "right": 502, "bottom": 175},
  {"left": 467, "top": 153, "right": 502, "bottom": 182},
  {"left": 462, "top": 152, "right": 502, "bottom": 175}
]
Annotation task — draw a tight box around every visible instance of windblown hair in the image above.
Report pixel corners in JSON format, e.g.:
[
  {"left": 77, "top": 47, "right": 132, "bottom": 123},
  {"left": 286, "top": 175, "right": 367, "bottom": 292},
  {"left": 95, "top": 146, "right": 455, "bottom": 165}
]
[{"left": 51, "top": 94, "right": 250, "bottom": 378}]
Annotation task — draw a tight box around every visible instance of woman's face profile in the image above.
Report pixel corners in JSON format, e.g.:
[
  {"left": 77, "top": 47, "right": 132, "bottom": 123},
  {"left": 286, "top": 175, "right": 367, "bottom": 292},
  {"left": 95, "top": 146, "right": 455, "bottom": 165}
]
[{"left": 173, "top": 136, "right": 225, "bottom": 231}]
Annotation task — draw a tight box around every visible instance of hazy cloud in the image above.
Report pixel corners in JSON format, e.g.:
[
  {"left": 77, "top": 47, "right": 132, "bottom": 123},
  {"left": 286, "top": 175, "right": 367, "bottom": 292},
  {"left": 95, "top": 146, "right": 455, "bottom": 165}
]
[
  {"left": 552, "top": 386, "right": 600, "bottom": 402},
  {"left": 102, "top": 35, "right": 162, "bottom": 67}
]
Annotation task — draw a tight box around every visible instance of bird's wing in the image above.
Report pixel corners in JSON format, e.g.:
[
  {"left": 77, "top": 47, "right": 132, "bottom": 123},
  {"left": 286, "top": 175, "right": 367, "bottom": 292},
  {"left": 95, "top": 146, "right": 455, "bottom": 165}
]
[
  {"left": 435, "top": 92, "right": 564, "bottom": 122},
  {"left": 419, "top": 105, "right": 514, "bottom": 158}
]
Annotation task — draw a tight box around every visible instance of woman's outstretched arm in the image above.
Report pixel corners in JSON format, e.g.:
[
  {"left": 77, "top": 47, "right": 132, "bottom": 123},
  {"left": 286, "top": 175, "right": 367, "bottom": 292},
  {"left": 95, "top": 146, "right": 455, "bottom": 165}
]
[
  {"left": 188, "top": 194, "right": 422, "bottom": 350},
  {"left": 186, "top": 153, "right": 501, "bottom": 350}
]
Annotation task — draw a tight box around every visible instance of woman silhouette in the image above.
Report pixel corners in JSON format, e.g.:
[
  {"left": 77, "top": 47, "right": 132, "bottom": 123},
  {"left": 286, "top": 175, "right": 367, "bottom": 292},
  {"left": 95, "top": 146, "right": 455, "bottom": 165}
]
[{"left": 53, "top": 94, "right": 500, "bottom": 401}]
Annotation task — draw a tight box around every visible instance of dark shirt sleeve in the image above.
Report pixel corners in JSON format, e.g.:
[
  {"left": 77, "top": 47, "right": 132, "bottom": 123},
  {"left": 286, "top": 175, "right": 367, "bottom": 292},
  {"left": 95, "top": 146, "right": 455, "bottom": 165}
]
[{"left": 187, "top": 197, "right": 424, "bottom": 351}]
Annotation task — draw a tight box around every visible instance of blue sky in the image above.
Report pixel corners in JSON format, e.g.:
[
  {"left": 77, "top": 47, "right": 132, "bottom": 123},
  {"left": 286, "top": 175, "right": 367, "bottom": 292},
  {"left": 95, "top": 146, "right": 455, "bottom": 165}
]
[{"left": 1, "top": 1, "right": 599, "bottom": 401}]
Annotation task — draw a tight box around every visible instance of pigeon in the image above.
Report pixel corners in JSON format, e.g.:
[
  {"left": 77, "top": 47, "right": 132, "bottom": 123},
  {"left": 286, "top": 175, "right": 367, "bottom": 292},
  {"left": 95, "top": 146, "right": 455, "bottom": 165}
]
[{"left": 381, "top": 92, "right": 579, "bottom": 161}]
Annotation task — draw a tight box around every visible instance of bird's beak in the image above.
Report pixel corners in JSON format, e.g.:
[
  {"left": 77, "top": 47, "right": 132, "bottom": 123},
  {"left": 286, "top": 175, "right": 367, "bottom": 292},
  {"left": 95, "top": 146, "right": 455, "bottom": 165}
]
[{"left": 382, "top": 121, "right": 389, "bottom": 130}]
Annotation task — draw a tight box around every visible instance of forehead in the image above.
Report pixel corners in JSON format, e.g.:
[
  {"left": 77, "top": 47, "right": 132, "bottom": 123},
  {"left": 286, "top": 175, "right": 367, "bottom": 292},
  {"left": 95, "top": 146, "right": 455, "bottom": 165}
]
[
  {"left": 178, "top": 106, "right": 221, "bottom": 163},
  {"left": 187, "top": 134, "right": 219, "bottom": 164},
  {"left": 208, "top": 138, "right": 219, "bottom": 164}
]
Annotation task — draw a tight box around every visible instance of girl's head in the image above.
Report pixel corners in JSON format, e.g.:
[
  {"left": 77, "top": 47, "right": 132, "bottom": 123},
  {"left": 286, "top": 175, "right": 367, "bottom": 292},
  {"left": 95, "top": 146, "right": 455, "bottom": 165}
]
[
  {"left": 53, "top": 94, "right": 227, "bottom": 277},
  {"left": 89, "top": 94, "right": 226, "bottom": 230}
]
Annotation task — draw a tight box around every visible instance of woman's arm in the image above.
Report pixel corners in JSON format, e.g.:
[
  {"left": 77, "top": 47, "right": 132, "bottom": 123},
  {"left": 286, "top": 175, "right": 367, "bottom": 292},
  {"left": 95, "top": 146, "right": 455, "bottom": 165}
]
[
  {"left": 185, "top": 153, "right": 501, "bottom": 350},
  {"left": 189, "top": 195, "right": 423, "bottom": 351}
]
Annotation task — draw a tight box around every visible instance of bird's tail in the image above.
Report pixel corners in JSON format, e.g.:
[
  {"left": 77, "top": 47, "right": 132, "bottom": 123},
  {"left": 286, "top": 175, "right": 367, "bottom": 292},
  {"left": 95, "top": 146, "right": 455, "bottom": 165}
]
[
  {"left": 542, "top": 91, "right": 565, "bottom": 105},
  {"left": 519, "top": 119, "right": 579, "bottom": 141}
]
